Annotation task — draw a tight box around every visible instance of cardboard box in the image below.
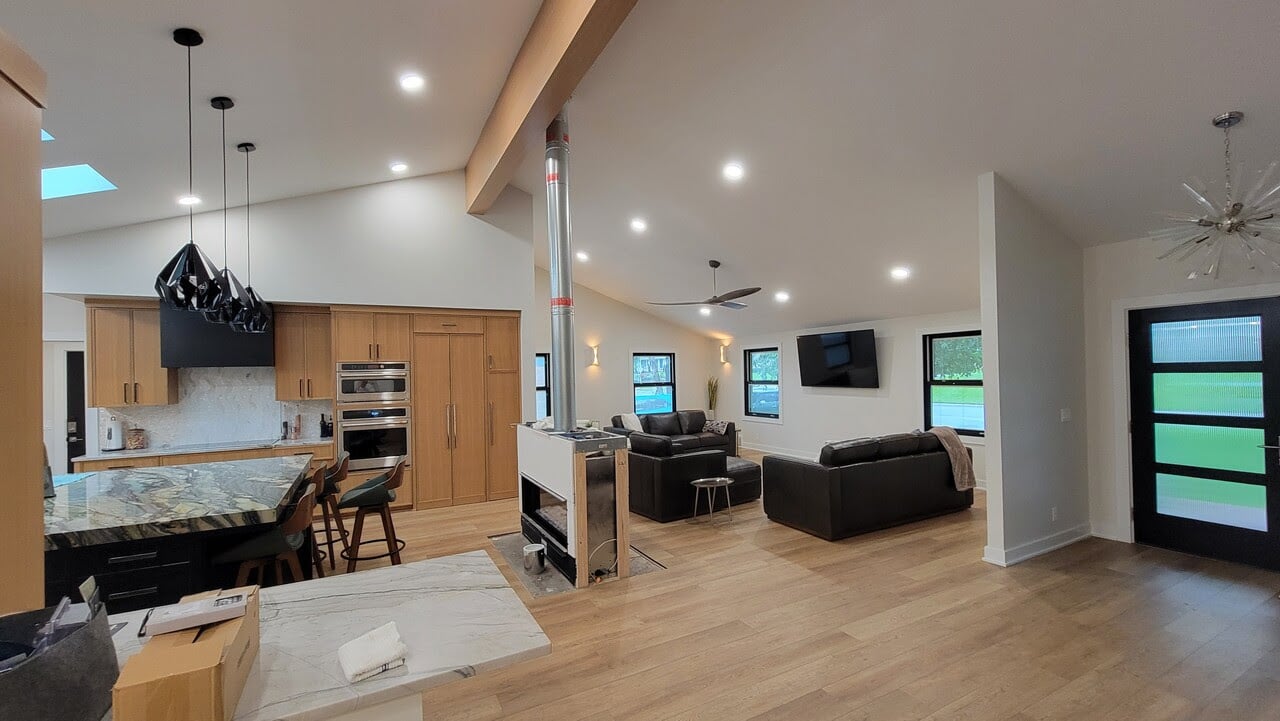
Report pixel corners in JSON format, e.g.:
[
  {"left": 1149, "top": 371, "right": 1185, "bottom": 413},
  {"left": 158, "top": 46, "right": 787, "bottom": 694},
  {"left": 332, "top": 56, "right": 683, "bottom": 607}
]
[{"left": 112, "top": 586, "right": 260, "bottom": 721}]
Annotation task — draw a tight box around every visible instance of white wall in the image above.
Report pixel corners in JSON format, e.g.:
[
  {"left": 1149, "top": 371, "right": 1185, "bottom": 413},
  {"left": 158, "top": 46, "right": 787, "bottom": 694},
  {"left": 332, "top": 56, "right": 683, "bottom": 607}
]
[
  {"left": 979, "top": 172, "right": 1089, "bottom": 566},
  {"left": 713, "top": 311, "right": 987, "bottom": 482},
  {"left": 531, "top": 269, "right": 716, "bottom": 425},
  {"left": 1084, "top": 236, "right": 1280, "bottom": 542},
  {"left": 43, "top": 294, "right": 85, "bottom": 341},
  {"left": 43, "top": 170, "right": 541, "bottom": 418}
]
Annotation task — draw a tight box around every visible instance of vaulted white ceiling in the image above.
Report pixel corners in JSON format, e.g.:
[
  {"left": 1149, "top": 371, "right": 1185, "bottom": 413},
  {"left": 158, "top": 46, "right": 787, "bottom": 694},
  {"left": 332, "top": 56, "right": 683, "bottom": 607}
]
[
  {"left": 3, "top": 0, "right": 540, "bottom": 239},
  {"left": 516, "top": 0, "right": 1280, "bottom": 337}
]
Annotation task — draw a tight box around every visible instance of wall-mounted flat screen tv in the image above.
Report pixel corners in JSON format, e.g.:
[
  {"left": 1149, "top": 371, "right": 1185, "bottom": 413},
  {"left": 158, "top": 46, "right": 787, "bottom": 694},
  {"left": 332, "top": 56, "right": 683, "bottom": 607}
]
[{"left": 796, "top": 329, "right": 879, "bottom": 388}]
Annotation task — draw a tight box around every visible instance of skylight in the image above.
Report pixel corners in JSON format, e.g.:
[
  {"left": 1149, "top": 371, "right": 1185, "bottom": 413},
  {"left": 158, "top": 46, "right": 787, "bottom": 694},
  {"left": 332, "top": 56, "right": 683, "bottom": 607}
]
[
  {"left": 42, "top": 164, "right": 117, "bottom": 200},
  {"left": 41, "top": 129, "right": 54, "bottom": 141}
]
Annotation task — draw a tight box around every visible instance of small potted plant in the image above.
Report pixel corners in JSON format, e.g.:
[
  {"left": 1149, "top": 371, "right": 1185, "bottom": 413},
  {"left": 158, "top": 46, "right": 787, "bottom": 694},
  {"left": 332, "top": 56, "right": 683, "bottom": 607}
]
[{"left": 706, "top": 376, "right": 719, "bottom": 420}]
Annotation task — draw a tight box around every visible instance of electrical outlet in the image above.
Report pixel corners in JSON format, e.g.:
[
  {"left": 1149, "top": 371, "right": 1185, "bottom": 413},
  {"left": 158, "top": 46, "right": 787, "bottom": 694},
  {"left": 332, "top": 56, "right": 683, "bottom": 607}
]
[
  {"left": 1051, "top": 506, "right": 1058, "bottom": 522},
  {"left": 1060, "top": 408, "right": 1072, "bottom": 422}
]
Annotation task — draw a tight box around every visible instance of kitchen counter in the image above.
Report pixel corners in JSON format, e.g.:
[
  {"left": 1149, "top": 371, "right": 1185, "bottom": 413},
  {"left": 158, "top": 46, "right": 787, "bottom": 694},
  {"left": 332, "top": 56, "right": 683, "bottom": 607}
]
[
  {"left": 44, "top": 456, "right": 312, "bottom": 550},
  {"left": 72, "top": 437, "right": 333, "bottom": 463},
  {"left": 108, "top": 551, "right": 551, "bottom": 721}
]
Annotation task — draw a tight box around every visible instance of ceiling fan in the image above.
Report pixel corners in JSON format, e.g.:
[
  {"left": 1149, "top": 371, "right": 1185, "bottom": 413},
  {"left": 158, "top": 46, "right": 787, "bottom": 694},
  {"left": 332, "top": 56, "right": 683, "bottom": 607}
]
[{"left": 647, "top": 260, "right": 761, "bottom": 310}]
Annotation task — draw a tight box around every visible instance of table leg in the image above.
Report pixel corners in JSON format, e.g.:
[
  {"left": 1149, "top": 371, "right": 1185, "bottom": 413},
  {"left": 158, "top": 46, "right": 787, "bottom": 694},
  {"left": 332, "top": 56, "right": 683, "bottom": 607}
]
[{"left": 725, "top": 485, "right": 732, "bottom": 521}]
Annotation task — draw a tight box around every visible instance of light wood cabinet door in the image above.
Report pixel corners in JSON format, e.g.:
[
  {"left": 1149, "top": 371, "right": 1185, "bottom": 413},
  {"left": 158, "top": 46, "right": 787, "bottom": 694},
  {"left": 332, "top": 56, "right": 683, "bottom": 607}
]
[
  {"left": 486, "top": 371, "right": 521, "bottom": 500},
  {"left": 129, "top": 309, "right": 176, "bottom": 406},
  {"left": 413, "top": 334, "right": 454, "bottom": 508},
  {"left": 484, "top": 316, "right": 520, "bottom": 372},
  {"left": 273, "top": 312, "right": 308, "bottom": 401},
  {"left": 88, "top": 308, "right": 134, "bottom": 408},
  {"left": 449, "top": 335, "right": 489, "bottom": 505},
  {"left": 76, "top": 456, "right": 162, "bottom": 472},
  {"left": 374, "top": 313, "right": 412, "bottom": 361},
  {"left": 304, "top": 313, "right": 334, "bottom": 399},
  {"left": 331, "top": 311, "right": 377, "bottom": 361}
]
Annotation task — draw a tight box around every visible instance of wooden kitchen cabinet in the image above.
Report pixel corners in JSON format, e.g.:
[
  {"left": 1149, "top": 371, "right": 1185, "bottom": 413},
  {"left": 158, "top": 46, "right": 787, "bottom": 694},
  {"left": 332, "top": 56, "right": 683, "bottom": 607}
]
[
  {"left": 484, "top": 316, "right": 520, "bottom": 372},
  {"left": 486, "top": 371, "right": 521, "bottom": 500},
  {"left": 332, "top": 311, "right": 410, "bottom": 361},
  {"left": 413, "top": 333, "right": 489, "bottom": 507},
  {"left": 274, "top": 310, "right": 333, "bottom": 400},
  {"left": 86, "top": 303, "right": 178, "bottom": 408},
  {"left": 76, "top": 456, "right": 162, "bottom": 472}
]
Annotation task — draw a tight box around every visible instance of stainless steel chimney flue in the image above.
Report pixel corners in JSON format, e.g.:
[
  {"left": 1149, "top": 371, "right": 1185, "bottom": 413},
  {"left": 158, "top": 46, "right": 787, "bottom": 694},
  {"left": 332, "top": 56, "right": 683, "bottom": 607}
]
[{"left": 545, "top": 110, "right": 576, "bottom": 432}]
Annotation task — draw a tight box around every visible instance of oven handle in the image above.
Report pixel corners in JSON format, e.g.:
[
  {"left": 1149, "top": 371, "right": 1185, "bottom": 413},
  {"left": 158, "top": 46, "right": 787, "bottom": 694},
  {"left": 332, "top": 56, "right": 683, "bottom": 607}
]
[
  {"left": 337, "top": 419, "right": 411, "bottom": 430},
  {"left": 337, "top": 371, "right": 409, "bottom": 380}
]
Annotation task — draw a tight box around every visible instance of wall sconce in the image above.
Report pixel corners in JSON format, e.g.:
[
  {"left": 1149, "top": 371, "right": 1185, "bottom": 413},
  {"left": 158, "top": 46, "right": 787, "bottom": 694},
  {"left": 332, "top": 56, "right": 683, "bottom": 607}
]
[
  {"left": 719, "top": 344, "right": 729, "bottom": 364},
  {"left": 590, "top": 345, "right": 600, "bottom": 366}
]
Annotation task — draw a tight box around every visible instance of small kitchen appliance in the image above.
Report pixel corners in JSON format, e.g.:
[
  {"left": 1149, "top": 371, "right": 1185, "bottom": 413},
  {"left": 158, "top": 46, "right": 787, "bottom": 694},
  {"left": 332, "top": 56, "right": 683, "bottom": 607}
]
[{"left": 103, "top": 416, "right": 126, "bottom": 452}]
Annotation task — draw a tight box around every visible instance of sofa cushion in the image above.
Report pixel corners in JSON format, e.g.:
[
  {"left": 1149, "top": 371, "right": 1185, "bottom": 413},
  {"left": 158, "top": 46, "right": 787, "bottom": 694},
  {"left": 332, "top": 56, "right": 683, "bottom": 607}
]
[
  {"left": 646, "top": 412, "right": 682, "bottom": 436},
  {"left": 916, "top": 432, "right": 942, "bottom": 453},
  {"left": 669, "top": 434, "right": 702, "bottom": 453},
  {"left": 696, "top": 432, "right": 729, "bottom": 447},
  {"left": 877, "top": 433, "right": 922, "bottom": 459},
  {"left": 704, "top": 419, "right": 730, "bottom": 435},
  {"left": 618, "top": 413, "right": 644, "bottom": 432},
  {"left": 818, "top": 438, "right": 879, "bottom": 467},
  {"left": 678, "top": 410, "right": 707, "bottom": 434},
  {"left": 629, "top": 432, "right": 674, "bottom": 457}
]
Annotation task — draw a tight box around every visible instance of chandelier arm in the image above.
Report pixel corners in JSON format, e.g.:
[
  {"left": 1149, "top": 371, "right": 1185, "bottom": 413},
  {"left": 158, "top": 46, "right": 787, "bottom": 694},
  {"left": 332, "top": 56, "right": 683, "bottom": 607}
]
[
  {"left": 1157, "top": 235, "right": 1208, "bottom": 260},
  {"left": 1177, "top": 239, "right": 1212, "bottom": 263},
  {"left": 1181, "top": 181, "right": 1220, "bottom": 217},
  {"left": 1243, "top": 161, "right": 1279, "bottom": 208}
]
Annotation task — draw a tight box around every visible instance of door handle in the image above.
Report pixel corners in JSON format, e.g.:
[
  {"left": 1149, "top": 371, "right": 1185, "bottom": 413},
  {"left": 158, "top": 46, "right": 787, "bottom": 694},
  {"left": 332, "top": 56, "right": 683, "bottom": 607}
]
[
  {"left": 488, "top": 402, "right": 495, "bottom": 445},
  {"left": 307, "top": 378, "right": 313, "bottom": 397},
  {"left": 134, "top": 382, "right": 140, "bottom": 403}
]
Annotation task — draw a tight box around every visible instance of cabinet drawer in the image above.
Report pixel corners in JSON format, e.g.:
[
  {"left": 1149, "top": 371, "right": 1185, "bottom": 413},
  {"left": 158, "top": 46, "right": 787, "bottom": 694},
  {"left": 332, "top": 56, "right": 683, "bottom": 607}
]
[
  {"left": 413, "top": 314, "right": 483, "bottom": 334},
  {"left": 274, "top": 444, "right": 335, "bottom": 462},
  {"left": 45, "top": 536, "right": 198, "bottom": 582},
  {"left": 75, "top": 456, "right": 162, "bottom": 472},
  {"left": 98, "top": 563, "right": 194, "bottom": 613}
]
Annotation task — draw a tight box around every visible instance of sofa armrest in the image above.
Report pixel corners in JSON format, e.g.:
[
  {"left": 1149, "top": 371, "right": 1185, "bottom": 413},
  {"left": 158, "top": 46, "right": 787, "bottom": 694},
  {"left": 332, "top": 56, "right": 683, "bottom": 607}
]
[
  {"left": 604, "top": 426, "right": 634, "bottom": 437},
  {"left": 629, "top": 432, "right": 673, "bottom": 457},
  {"left": 628, "top": 449, "right": 727, "bottom": 522},
  {"left": 722, "top": 422, "right": 738, "bottom": 455},
  {"left": 761, "top": 455, "right": 838, "bottom": 540}
]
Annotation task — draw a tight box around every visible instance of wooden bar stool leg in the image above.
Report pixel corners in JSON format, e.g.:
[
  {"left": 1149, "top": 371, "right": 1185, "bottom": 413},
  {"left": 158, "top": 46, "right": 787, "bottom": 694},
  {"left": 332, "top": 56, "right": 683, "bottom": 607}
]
[
  {"left": 346, "top": 508, "right": 366, "bottom": 574},
  {"left": 311, "top": 532, "right": 326, "bottom": 579},
  {"left": 283, "top": 550, "right": 305, "bottom": 584},
  {"left": 379, "top": 505, "right": 402, "bottom": 565},
  {"left": 330, "top": 496, "right": 349, "bottom": 554},
  {"left": 235, "top": 561, "right": 252, "bottom": 587},
  {"left": 320, "top": 501, "right": 338, "bottom": 571}
]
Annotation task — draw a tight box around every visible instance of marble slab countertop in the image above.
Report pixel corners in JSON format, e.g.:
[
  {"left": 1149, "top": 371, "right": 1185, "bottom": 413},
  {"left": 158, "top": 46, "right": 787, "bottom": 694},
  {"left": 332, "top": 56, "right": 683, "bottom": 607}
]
[
  {"left": 72, "top": 437, "right": 334, "bottom": 463},
  {"left": 107, "top": 550, "right": 551, "bottom": 721},
  {"left": 44, "top": 456, "right": 311, "bottom": 550}
]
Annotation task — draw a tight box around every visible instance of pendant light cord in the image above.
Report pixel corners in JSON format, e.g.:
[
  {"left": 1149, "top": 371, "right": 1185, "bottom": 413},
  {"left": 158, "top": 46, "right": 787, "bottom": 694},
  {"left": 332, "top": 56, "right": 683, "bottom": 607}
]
[
  {"left": 221, "top": 107, "right": 227, "bottom": 270},
  {"left": 187, "top": 44, "right": 194, "bottom": 241},
  {"left": 244, "top": 148, "right": 252, "bottom": 286}
]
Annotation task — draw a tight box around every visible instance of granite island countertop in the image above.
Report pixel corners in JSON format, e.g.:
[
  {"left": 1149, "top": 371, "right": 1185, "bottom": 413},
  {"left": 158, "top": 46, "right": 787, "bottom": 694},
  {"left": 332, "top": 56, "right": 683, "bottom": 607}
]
[
  {"left": 107, "top": 550, "right": 551, "bottom": 721},
  {"left": 45, "top": 456, "right": 312, "bottom": 550},
  {"left": 72, "top": 437, "right": 333, "bottom": 463}
]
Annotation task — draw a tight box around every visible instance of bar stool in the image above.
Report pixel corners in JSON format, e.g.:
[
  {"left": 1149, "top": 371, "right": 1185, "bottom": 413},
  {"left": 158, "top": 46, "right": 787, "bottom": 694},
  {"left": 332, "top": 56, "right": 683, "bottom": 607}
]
[
  {"left": 313, "top": 453, "right": 351, "bottom": 571},
  {"left": 338, "top": 459, "right": 407, "bottom": 574},
  {"left": 214, "top": 471, "right": 321, "bottom": 587}
]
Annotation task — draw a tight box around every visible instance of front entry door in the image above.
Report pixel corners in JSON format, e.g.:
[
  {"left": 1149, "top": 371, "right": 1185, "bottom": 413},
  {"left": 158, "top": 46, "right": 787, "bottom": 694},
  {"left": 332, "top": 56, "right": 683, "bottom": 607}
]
[{"left": 1130, "top": 298, "right": 1280, "bottom": 569}]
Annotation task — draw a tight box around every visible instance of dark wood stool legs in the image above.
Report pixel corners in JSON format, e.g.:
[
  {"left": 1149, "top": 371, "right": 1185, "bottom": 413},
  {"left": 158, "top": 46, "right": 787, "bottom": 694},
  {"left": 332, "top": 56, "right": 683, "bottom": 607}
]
[
  {"left": 318, "top": 494, "right": 348, "bottom": 571},
  {"left": 343, "top": 503, "right": 405, "bottom": 574}
]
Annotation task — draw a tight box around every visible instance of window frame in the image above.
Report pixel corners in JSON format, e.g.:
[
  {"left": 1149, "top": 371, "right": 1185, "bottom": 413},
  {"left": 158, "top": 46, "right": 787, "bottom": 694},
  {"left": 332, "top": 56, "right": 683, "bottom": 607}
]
[
  {"left": 534, "top": 353, "right": 551, "bottom": 419},
  {"left": 744, "top": 346, "right": 781, "bottom": 419},
  {"left": 632, "top": 352, "right": 677, "bottom": 415},
  {"left": 923, "top": 330, "right": 985, "bottom": 437}
]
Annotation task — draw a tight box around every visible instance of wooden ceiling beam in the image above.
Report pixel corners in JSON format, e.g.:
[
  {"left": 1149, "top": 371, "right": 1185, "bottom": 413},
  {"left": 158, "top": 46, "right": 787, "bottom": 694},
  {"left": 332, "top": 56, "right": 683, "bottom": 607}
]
[{"left": 464, "top": 0, "right": 635, "bottom": 215}]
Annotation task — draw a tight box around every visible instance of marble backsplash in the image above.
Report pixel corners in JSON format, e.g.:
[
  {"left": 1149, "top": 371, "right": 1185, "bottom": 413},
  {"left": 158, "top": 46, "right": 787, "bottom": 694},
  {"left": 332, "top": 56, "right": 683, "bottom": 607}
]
[{"left": 98, "top": 367, "right": 332, "bottom": 450}]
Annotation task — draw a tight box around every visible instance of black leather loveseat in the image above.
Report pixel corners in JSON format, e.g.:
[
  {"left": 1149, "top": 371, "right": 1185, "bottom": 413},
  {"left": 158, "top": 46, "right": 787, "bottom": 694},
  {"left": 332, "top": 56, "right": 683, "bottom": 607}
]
[
  {"left": 762, "top": 431, "right": 973, "bottom": 541},
  {"left": 606, "top": 410, "right": 737, "bottom": 456}
]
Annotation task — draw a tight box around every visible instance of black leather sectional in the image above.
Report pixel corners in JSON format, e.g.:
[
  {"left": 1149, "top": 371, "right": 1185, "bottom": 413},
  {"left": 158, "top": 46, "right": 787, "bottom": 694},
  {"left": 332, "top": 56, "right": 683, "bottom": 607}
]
[
  {"left": 762, "top": 431, "right": 973, "bottom": 541},
  {"left": 607, "top": 410, "right": 737, "bottom": 456}
]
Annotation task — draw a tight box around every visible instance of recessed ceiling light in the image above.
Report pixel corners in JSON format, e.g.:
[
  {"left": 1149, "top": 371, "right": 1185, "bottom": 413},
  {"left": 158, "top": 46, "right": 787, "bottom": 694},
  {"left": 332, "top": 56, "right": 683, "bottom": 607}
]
[
  {"left": 399, "top": 72, "right": 426, "bottom": 93},
  {"left": 389, "top": 161, "right": 408, "bottom": 173},
  {"left": 699, "top": 307, "right": 712, "bottom": 316},
  {"left": 774, "top": 290, "right": 791, "bottom": 303},
  {"left": 575, "top": 251, "right": 590, "bottom": 262},
  {"left": 889, "top": 266, "right": 912, "bottom": 281},
  {"left": 630, "top": 217, "right": 647, "bottom": 233},
  {"left": 722, "top": 161, "right": 746, "bottom": 183},
  {"left": 177, "top": 194, "right": 201, "bottom": 206}
]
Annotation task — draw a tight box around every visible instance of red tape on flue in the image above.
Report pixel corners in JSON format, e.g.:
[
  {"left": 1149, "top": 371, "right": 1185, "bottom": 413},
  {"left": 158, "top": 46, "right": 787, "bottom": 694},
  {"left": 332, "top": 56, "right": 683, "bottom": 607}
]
[{"left": 550, "top": 297, "right": 573, "bottom": 307}]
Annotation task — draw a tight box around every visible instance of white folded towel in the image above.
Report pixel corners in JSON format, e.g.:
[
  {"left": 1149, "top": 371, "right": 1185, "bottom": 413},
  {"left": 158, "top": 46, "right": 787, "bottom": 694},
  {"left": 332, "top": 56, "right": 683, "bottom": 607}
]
[{"left": 338, "top": 621, "right": 409, "bottom": 683}]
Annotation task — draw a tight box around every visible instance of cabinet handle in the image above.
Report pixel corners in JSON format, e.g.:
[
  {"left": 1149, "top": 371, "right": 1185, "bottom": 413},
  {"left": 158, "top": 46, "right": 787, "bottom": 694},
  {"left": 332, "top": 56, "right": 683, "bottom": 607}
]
[
  {"left": 444, "top": 405, "right": 453, "bottom": 448},
  {"left": 488, "top": 354, "right": 494, "bottom": 369},
  {"left": 442, "top": 322, "right": 457, "bottom": 328},
  {"left": 488, "top": 402, "right": 495, "bottom": 445},
  {"left": 368, "top": 343, "right": 373, "bottom": 359},
  {"left": 108, "top": 586, "right": 159, "bottom": 601},
  {"left": 300, "top": 379, "right": 305, "bottom": 397},
  {"left": 108, "top": 551, "right": 158, "bottom": 565},
  {"left": 376, "top": 343, "right": 381, "bottom": 358},
  {"left": 124, "top": 382, "right": 130, "bottom": 404},
  {"left": 308, "top": 378, "right": 313, "bottom": 397},
  {"left": 134, "top": 382, "right": 140, "bottom": 403}
]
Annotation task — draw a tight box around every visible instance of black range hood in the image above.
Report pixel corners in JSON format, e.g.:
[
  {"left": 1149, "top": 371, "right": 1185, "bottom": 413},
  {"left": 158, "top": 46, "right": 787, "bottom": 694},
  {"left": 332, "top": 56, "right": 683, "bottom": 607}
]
[{"left": 160, "top": 303, "right": 275, "bottom": 368}]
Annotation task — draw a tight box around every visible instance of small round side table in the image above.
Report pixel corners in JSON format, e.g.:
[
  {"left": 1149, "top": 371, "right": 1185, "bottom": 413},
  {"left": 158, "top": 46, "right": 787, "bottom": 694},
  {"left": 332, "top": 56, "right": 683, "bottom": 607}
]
[{"left": 690, "top": 476, "right": 735, "bottom": 524}]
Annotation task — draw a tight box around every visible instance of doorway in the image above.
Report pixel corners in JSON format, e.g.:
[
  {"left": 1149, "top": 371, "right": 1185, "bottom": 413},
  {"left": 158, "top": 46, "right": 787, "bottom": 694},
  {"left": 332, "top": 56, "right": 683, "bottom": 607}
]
[
  {"left": 43, "top": 342, "right": 86, "bottom": 474},
  {"left": 1129, "top": 298, "right": 1280, "bottom": 569}
]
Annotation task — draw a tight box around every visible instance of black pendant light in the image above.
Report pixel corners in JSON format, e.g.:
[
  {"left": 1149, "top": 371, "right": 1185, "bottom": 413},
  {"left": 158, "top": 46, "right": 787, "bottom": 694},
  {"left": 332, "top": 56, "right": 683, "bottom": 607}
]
[
  {"left": 202, "top": 96, "right": 249, "bottom": 324},
  {"left": 231, "top": 142, "right": 272, "bottom": 333},
  {"left": 155, "top": 27, "right": 220, "bottom": 311}
]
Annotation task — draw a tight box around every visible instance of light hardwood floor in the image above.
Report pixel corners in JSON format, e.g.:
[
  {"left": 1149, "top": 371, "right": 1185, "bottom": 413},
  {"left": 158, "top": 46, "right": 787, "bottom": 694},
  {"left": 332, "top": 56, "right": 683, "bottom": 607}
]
[{"left": 327, "top": 465, "right": 1280, "bottom": 720}]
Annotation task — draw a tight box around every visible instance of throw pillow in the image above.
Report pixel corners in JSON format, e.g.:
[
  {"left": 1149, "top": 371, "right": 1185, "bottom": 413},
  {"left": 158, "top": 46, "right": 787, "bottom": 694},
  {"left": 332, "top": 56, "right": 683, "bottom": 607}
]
[
  {"left": 620, "top": 413, "right": 644, "bottom": 432},
  {"left": 704, "top": 419, "right": 730, "bottom": 435}
]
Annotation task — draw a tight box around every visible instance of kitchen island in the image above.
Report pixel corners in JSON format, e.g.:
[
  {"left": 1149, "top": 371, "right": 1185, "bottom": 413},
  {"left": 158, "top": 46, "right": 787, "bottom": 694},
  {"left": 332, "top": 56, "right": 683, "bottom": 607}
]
[
  {"left": 45, "top": 456, "right": 312, "bottom": 611},
  {"left": 108, "top": 551, "right": 550, "bottom": 721}
]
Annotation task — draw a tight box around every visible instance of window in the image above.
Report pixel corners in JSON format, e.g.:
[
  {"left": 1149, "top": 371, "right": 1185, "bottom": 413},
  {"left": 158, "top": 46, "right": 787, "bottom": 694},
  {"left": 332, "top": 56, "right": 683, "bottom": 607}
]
[
  {"left": 633, "top": 353, "right": 675, "bottom": 414},
  {"left": 744, "top": 347, "right": 780, "bottom": 418},
  {"left": 923, "top": 331, "right": 984, "bottom": 436},
  {"left": 534, "top": 353, "right": 551, "bottom": 419}
]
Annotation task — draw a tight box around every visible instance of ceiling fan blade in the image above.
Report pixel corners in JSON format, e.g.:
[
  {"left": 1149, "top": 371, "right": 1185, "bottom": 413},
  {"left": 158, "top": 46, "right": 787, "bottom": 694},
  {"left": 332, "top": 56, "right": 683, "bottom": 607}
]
[
  {"left": 709, "top": 287, "right": 761, "bottom": 303},
  {"left": 646, "top": 300, "right": 707, "bottom": 306},
  {"left": 718, "top": 300, "right": 749, "bottom": 310}
]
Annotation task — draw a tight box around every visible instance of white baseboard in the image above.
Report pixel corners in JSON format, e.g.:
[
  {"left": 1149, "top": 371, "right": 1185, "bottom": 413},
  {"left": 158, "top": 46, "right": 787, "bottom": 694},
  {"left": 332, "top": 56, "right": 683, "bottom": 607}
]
[{"left": 982, "top": 523, "right": 1091, "bottom": 567}]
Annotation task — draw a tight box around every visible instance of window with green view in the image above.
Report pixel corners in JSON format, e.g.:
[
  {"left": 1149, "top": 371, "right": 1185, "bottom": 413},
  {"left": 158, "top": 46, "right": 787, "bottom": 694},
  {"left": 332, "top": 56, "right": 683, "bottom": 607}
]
[
  {"left": 923, "top": 331, "right": 984, "bottom": 435},
  {"left": 633, "top": 353, "right": 675, "bottom": 414},
  {"left": 745, "top": 347, "right": 780, "bottom": 418}
]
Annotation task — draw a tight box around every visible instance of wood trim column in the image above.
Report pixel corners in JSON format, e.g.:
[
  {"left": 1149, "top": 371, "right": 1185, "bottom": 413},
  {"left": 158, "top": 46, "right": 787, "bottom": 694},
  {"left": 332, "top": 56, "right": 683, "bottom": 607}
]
[{"left": 0, "top": 26, "right": 47, "bottom": 615}]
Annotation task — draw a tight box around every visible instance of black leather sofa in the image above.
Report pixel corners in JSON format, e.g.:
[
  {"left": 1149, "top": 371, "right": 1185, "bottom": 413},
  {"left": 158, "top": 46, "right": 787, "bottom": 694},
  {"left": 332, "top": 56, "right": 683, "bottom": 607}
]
[
  {"left": 762, "top": 431, "right": 973, "bottom": 541},
  {"left": 606, "top": 410, "right": 737, "bottom": 456},
  {"left": 628, "top": 447, "right": 761, "bottom": 523}
]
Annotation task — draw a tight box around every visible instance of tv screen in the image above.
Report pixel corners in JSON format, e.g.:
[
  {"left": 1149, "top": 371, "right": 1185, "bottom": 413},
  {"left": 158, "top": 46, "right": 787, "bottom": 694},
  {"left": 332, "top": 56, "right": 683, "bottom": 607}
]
[
  {"left": 160, "top": 304, "right": 275, "bottom": 368},
  {"left": 796, "top": 329, "right": 879, "bottom": 388}
]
